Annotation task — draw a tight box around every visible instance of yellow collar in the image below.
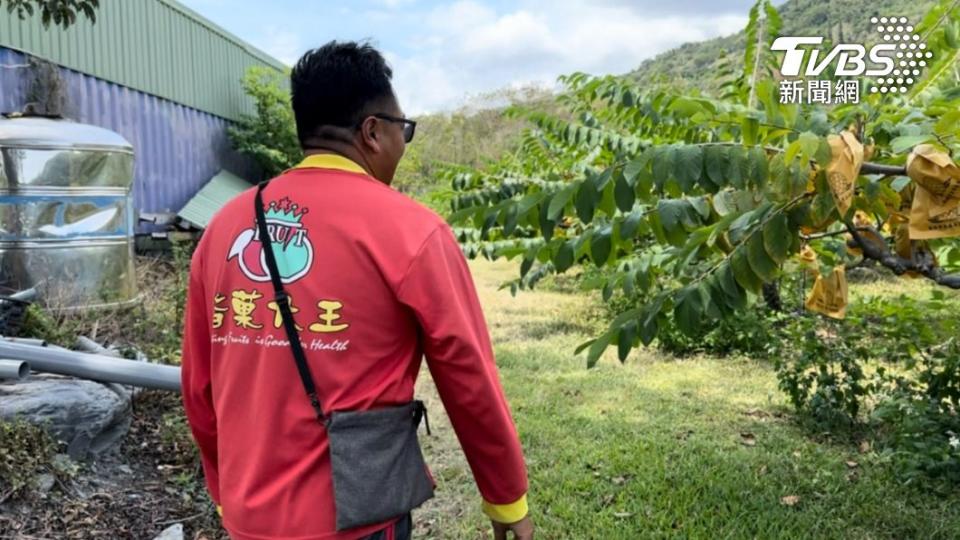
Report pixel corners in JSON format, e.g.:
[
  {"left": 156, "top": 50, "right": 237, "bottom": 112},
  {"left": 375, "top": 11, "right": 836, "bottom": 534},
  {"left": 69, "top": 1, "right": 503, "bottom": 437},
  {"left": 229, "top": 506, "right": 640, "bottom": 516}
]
[{"left": 293, "top": 153, "right": 368, "bottom": 175}]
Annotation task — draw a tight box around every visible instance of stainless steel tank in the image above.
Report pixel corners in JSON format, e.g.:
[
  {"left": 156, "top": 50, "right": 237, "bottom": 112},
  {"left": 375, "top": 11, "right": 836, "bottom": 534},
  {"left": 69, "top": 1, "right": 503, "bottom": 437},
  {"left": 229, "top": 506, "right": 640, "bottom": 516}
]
[{"left": 0, "top": 117, "right": 137, "bottom": 310}]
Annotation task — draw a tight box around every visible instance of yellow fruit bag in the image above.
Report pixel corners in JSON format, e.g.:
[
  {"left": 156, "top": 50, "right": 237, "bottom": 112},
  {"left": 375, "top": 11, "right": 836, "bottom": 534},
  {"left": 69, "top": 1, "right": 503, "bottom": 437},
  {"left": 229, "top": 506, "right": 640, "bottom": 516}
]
[
  {"left": 826, "top": 131, "right": 864, "bottom": 216},
  {"left": 805, "top": 266, "right": 848, "bottom": 319}
]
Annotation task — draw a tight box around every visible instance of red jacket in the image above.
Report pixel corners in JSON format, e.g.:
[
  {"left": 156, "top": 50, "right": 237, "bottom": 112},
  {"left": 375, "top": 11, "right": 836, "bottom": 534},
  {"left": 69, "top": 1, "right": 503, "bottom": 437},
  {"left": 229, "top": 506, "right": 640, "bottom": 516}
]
[{"left": 181, "top": 154, "right": 528, "bottom": 540}]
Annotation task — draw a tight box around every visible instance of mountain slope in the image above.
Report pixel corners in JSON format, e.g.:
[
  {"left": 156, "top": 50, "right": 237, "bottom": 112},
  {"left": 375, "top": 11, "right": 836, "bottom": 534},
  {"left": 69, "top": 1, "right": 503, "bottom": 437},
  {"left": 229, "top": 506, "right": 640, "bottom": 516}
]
[{"left": 629, "top": 0, "right": 937, "bottom": 90}]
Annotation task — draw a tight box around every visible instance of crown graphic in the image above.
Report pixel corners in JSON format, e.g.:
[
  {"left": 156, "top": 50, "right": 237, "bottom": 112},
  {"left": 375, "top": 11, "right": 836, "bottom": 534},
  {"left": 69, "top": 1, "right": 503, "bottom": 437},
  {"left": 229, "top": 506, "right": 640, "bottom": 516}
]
[{"left": 265, "top": 197, "right": 309, "bottom": 224}]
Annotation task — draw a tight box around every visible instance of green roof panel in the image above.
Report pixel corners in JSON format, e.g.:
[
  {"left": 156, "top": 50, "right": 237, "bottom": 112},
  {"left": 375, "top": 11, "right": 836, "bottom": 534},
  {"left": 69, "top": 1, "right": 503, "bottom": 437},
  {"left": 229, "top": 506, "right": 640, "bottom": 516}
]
[{"left": 178, "top": 169, "right": 252, "bottom": 228}]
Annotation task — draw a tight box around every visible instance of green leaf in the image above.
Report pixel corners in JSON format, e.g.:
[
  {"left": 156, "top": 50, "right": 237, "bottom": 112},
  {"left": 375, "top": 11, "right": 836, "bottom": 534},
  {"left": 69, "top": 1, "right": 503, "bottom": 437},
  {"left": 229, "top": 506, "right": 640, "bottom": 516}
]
[
  {"left": 602, "top": 282, "right": 614, "bottom": 302},
  {"left": 520, "top": 252, "right": 535, "bottom": 278},
  {"left": 614, "top": 171, "right": 636, "bottom": 212},
  {"left": 890, "top": 134, "right": 934, "bottom": 154},
  {"left": 673, "top": 286, "right": 706, "bottom": 337},
  {"left": 624, "top": 156, "right": 646, "bottom": 185},
  {"left": 639, "top": 314, "right": 658, "bottom": 346},
  {"left": 652, "top": 145, "right": 675, "bottom": 189},
  {"left": 575, "top": 181, "right": 597, "bottom": 223},
  {"left": 620, "top": 209, "right": 643, "bottom": 240},
  {"left": 547, "top": 185, "right": 575, "bottom": 219},
  {"left": 598, "top": 179, "right": 617, "bottom": 217},
  {"left": 586, "top": 331, "right": 613, "bottom": 368},
  {"left": 480, "top": 211, "right": 498, "bottom": 240},
  {"left": 742, "top": 117, "right": 759, "bottom": 146},
  {"left": 726, "top": 146, "right": 746, "bottom": 189},
  {"left": 553, "top": 241, "right": 575, "bottom": 272},
  {"left": 705, "top": 146, "right": 727, "bottom": 187},
  {"left": 747, "top": 146, "right": 769, "bottom": 188},
  {"left": 657, "top": 199, "right": 684, "bottom": 233},
  {"left": 690, "top": 196, "right": 711, "bottom": 220},
  {"left": 702, "top": 284, "right": 724, "bottom": 321},
  {"left": 674, "top": 145, "right": 703, "bottom": 192},
  {"left": 705, "top": 274, "right": 735, "bottom": 320},
  {"left": 574, "top": 338, "right": 594, "bottom": 355},
  {"left": 590, "top": 227, "right": 613, "bottom": 267},
  {"left": 811, "top": 182, "right": 836, "bottom": 224},
  {"left": 762, "top": 212, "right": 791, "bottom": 264},
  {"left": 786, "top": 164, "right": 808, "bottom": 198},
  {"left": 617, "top": 321, "right": 637, "bottom": 362},
  {"left": 502, "top": 205, "right": 519, "bottom": 236},
  {"left": 622, "top": 268, "right": 637, "bottom": 297},
  {"left": 946, "top": 22, "right": 959, "bottom": 49},
  {"left": 815, "top": 137, "right": 833, "bottom": 168},
  {"left": 718, "top": 264, "right": 748, "bottom": 310},
  {"left": 731, "top": 249, "right": 762, "bottom": 294},
  {"left": 516, "top": 192, "right": 545, "bottom": 214},
  {"left": 595, "top": 168, "right": 614, "bottom": 192},
  {"left": 747, "top": 233, "right": 778, "bottom": 281},
  {"left": 798, "top": 132, "right": 820, "bottom": 161},
  {"left": 539, "top": 195, "right": 556, "bottom": 242}
]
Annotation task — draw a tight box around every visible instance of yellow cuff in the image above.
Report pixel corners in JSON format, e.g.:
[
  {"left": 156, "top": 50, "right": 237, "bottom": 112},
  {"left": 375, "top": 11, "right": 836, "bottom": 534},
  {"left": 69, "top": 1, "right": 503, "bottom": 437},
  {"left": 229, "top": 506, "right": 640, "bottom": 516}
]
[
  {"left": 216, "top": 505, "right": 222, "bottom": 517},
  {"left": 482, "top": 494, "right": 528, "bottom": 523}
]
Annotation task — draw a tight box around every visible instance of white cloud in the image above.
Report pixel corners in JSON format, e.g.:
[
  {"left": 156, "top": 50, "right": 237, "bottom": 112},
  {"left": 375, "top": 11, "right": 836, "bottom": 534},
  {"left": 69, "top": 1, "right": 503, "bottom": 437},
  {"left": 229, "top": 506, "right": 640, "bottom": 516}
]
[
  {"left": 387, "top": 0, "right": 748, "bottom": 115},
  {"left": 255, "top": 26, "right": 302, "bottom": 66}
]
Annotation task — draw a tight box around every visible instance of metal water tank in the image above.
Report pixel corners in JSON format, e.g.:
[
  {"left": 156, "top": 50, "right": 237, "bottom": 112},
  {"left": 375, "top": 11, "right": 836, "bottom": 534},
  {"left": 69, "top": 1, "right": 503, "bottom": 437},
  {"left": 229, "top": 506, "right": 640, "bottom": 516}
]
[{"left": 0, "top": 117, "right": 137, "bottom": 310}]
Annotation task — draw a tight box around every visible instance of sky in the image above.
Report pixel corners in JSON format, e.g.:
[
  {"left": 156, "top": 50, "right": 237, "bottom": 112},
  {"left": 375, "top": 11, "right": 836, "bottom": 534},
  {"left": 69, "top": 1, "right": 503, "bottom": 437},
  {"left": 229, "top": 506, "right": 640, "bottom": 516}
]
[{"left": 180, "top": 0, "right": 761, "bottom": 115}]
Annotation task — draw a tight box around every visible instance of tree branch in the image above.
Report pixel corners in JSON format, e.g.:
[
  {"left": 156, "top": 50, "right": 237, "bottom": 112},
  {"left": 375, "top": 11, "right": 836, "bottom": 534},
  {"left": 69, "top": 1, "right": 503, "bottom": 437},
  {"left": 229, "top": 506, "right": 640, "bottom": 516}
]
[
  {"left": 844, "top": 221, "right": 960, "bottom": 289},
  {"left": 861, "top": 162, "right": 907, "bottom": 176},
  {"left": 801, "top": 227, "right": 871, "bottom": 241}
]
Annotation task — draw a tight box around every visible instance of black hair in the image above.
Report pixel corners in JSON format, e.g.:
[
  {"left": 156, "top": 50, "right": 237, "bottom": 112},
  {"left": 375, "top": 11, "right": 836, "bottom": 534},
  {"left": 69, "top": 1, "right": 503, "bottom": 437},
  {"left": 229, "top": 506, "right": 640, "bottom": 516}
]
[{"left": 290, "top": 41, "right": 395, "bottom": 146}]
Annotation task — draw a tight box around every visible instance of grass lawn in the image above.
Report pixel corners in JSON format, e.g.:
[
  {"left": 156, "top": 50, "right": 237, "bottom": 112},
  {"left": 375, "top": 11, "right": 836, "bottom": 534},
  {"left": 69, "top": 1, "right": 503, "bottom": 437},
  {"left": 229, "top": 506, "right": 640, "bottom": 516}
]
[{"left": 412, "top": 258, "right": 960, "bottom": 539}]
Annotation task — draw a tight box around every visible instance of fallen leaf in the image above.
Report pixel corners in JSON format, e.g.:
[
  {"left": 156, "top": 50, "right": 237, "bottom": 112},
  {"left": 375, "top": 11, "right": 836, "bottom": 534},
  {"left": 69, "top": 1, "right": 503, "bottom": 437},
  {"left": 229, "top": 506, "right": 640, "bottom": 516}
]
[
  {"left": 758, "top": 465, "right": 768, "bottom": 475},
  {"left": 612, "top": 476, "right": 627, "bottom": 485},
  {"left": 780, "top": 495, "right": 801, "bottom": 506},
  {"left": 845, "top": 460, "right": 859, "bottom": 469},
  {"left": 740, "top": 432, "right": 757, "bottom": 446},
  {"left": 859, "top": 440, "right": 871, "bottom": 453},
  {"left": 613, "top": 512, "right": 633, "bottom": 518}
]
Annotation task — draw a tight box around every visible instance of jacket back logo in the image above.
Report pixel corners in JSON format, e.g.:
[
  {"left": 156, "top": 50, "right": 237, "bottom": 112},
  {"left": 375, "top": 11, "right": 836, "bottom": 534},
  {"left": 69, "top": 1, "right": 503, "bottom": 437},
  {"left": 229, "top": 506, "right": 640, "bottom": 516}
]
[{"left": 228, "top": 197, "right": 313, "bottom": 283}]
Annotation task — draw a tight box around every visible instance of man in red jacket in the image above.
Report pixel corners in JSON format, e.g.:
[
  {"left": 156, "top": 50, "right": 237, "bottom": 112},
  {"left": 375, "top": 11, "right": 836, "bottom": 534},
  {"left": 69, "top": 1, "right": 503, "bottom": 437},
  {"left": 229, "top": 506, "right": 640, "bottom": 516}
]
[{"left": 180, "top": 41, "right": 534, "bottom": 540}]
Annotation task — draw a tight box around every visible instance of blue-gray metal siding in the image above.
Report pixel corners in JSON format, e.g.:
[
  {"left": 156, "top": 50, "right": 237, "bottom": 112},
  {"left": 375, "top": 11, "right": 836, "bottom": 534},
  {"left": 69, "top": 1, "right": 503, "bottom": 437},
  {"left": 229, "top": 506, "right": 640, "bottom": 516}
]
[{"left": 0, "top": 46, "right": 258, "bottom": 232}]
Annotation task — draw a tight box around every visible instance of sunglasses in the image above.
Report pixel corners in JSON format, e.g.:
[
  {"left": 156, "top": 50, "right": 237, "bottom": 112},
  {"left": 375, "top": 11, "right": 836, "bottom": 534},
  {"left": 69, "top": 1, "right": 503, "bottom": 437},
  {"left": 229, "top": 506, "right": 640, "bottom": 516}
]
[{"left": 369, "top": 113, "right": 417, "bottom": 143}]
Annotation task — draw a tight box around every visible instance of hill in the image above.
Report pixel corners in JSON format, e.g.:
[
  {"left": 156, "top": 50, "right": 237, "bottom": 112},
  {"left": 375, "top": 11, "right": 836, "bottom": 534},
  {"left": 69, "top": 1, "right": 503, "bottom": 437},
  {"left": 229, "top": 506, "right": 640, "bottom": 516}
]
[{"left": 629, "top": 0, "right": 937, "bottom": 91}]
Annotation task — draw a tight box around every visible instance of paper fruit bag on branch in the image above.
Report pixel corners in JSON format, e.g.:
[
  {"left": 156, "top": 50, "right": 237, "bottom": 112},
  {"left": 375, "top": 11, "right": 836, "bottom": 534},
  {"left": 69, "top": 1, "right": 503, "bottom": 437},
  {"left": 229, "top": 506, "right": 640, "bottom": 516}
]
[
  {"left": 907, "top": 144, "right": 960, "bottom": 204},
  {"left": 805, "top": 266, "right": 848, "bottom": 319},
  {"left": 826, "top": 131, "right": 864, "bottom": 216},
  {"left": 907, "top": 145, "right": 960, "bottom": 240}
]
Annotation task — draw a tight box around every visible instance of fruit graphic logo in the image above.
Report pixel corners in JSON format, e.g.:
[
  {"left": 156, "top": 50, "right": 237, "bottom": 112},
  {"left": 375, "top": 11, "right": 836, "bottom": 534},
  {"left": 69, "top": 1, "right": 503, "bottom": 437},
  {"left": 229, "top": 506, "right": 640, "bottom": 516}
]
[{"left": 228, "top": 197, "right": 313, "bottom": 283}]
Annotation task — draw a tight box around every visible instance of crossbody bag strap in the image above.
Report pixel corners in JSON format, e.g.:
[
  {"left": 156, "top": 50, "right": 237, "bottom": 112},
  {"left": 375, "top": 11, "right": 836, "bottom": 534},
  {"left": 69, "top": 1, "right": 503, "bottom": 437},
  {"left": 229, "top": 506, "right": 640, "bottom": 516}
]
[{"left": 254, "top": 181, "right": 326, "bottom": 423}]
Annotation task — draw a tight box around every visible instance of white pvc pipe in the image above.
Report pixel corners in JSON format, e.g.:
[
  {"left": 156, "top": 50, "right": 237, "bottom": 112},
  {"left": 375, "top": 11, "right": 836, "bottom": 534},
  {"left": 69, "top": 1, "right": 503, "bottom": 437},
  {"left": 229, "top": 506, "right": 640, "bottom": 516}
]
[
  {"left": 0, "top": 358, "right": 29, "bottom": 380},
  {"left": 0, "top": 339, "right": 180, "bottom": 391}
]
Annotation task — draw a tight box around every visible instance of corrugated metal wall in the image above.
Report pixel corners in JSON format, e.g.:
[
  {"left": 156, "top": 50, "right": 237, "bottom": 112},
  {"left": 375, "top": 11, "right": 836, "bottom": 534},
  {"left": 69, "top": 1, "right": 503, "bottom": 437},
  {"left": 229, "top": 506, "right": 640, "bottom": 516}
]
[
  {"left": 0, "top": 0, "right": 286, "bottom": 121},
  {"left": 0, "top": 46, "right": 260, "bottom": 232}
]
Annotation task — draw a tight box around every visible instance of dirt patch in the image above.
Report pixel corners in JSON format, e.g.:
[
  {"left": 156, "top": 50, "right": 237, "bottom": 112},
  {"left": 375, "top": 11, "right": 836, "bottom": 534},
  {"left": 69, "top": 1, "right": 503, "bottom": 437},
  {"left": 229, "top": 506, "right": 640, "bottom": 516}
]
[{"left": 0, "top": 391, "right": 225, "bottom": 539}]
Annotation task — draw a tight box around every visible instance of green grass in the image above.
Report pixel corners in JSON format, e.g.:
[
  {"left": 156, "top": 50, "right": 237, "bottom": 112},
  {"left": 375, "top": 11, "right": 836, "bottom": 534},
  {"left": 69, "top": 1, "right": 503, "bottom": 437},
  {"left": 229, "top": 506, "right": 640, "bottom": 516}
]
[{"left": 412, "top": 258, "right": 960, "bottom": 539}]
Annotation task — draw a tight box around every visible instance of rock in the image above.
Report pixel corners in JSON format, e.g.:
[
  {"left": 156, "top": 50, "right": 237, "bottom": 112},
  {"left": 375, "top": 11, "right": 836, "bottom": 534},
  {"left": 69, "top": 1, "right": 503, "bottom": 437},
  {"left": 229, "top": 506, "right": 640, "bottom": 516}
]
[
  {"left": 153, "top": 523, "right": 184, "bottom": 540},
  {"left": 846, "top": 266, "right": 890, "bottom": 283},
  {"left": 36, "top": 473, "right": 55, "bottom": 493},
  {"left": 0, "top": 374, "right": 131, "bottom": 460}
]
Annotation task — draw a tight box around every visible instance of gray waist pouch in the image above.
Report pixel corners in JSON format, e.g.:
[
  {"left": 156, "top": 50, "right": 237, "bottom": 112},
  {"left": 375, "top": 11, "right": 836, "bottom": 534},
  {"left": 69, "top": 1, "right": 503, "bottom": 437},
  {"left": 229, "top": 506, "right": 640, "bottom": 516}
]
[
  {"left": 326, "top": 400, "right": 436, "bottom": 530},
  {"left": 254, "top": 182, "right": 435, "bottom": 532}
]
